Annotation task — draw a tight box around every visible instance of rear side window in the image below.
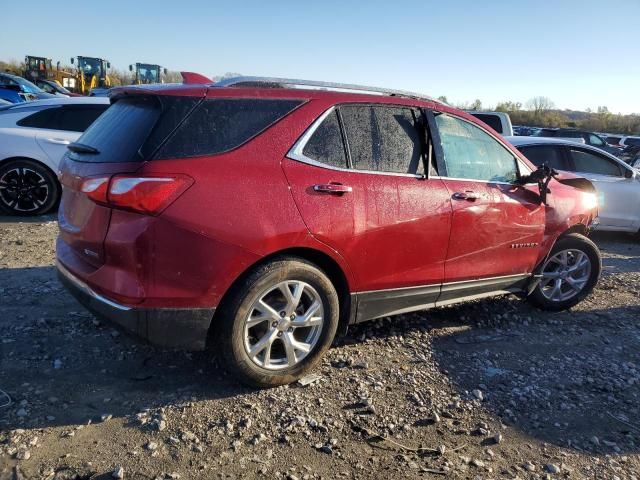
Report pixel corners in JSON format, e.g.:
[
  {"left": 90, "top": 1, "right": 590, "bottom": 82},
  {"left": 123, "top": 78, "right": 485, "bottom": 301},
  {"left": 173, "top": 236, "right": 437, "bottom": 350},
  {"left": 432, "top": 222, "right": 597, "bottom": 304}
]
[
  {"left": 570, "top": 148, "right": 623, "bottom": 176},
  {"left": 70, "top": 97, "right": 160, "bottom": 163},
  {"left": 18, "top": 105, "right": 108, "bottom": 132},
  {"left": 518, "top": 145, "right": 569, "bottom": 170},
  {"left": 16, "top": 108, "right": 57, "bottom": 129},
  {"left": 470, "top": 113, "right": 503, "bottom": 134},
  {"left": 302, "top": 110, "right": 347, "bottom": 168},
  {"left": 155, "top": 99, "right": 303, "bottom": 159},
  {"left": 625, "top": 138, "right": 640, "bottom": 147},
  {"left": 339, "top": 105, "right": 424, "bottom": 175}
]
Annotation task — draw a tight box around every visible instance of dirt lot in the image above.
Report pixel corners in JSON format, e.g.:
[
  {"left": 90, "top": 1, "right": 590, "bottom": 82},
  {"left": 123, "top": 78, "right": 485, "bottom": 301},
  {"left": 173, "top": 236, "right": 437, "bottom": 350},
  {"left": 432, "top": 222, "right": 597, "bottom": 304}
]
[{"left": 1, "top": 215, "right": 640, "bottom": 480}]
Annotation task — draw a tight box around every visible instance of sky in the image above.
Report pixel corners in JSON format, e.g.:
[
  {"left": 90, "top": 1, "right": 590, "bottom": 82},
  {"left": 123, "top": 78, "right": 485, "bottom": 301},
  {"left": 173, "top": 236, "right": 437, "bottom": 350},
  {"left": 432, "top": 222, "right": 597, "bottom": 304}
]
[{"left": 2, "top": 0, "right": 639, "bottom": 114}]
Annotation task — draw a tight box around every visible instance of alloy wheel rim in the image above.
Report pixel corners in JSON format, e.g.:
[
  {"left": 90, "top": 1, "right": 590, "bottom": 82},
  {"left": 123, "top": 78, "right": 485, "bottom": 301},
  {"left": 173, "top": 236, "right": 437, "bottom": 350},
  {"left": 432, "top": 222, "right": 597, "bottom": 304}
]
[
  {"left": 0, "top": 167, "right": 49, "bottom": 212},
  {"left": 244, "top": 280, "right": 324, "bottom": 370},
  {"left": 539, "top": 249, "right": 592, "bottom": 302}
]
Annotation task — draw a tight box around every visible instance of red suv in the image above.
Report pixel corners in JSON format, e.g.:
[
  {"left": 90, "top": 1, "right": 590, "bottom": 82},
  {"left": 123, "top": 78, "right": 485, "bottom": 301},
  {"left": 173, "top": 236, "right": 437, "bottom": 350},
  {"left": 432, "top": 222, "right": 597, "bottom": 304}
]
[{"left": 56, "top": 76, "right": 601, "bottom": 387}]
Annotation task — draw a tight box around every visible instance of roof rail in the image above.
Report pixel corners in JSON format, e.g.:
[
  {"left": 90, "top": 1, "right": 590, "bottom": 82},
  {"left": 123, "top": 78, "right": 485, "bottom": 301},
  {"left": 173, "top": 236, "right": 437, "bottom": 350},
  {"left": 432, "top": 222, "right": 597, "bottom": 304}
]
[{"left": 213, "top": 76, "right": 437, "bottom": 102}]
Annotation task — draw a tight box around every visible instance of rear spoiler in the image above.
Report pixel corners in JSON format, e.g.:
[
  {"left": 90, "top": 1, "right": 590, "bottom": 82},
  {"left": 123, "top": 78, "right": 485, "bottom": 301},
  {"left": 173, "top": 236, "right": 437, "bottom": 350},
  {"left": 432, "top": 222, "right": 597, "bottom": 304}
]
[{"left": 181, "top": 72, "right": 212, "bottom": 84}]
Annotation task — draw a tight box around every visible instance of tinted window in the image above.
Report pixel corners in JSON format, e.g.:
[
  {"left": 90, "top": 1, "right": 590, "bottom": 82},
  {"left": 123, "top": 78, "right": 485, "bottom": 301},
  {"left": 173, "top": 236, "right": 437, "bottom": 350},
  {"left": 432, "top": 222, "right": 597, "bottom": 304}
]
[
  {"left": 55, "top": 105, "right": 108, "bottom": 132},
  {"left": 340, "top": 105, "right": 376, "bottom": 170},
  {"left": 374, "top": 106, "right": 424, "bottom": 175},
  {"left": 605, "top": 136, "right": 621, "bottom": 145},
  {"left": 470, "top": 113, "right": 503, "bottom": 134},
  {"left": 17, "top": 105, "right": 107, "bottom": 132},
  {"left": 625, "top": 138, "right": 640, "bottom": 147},
  {"left": 570, "top": 148, "right": 622, "bottom": 176},
  {"left": 435, "top": 114, "right": 518, "bottom": 182},
  {"left": 559, "top": 130, "right": 582, "bottom": 138},
  {"left": 155, "top": 99, "right": 302, "bottom": 159},
  {"left": 70, "top": 97, "right": 161, "bottom": 163},
  {"left": 302, "top": 110, "right": 347, "bottom": 168},
  {"left": 17, "top": 108, "right": 58, "bottom": 129},
  {"left": 518, "top": 145, "right": 569, "bottom": 170},
  {"left": 339, "top": 105, "right": 424, "bottom": 174}
]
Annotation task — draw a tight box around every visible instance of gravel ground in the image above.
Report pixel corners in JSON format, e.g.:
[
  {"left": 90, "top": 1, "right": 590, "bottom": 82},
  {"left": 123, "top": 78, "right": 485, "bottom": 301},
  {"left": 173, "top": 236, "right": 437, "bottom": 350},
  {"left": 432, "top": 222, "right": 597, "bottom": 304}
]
[{"left": 1, "top": 215, "right": 639, "bottom": 480}]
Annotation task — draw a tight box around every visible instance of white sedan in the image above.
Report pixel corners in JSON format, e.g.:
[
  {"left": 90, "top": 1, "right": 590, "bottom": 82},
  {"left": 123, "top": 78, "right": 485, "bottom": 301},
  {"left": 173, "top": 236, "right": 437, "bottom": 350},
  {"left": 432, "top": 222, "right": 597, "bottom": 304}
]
[
  {"left": 0, "top": 97, "right": 109, "bottom": 215},
  {"left": 507, "top": 136, "right": 640, "bottom": 234}
]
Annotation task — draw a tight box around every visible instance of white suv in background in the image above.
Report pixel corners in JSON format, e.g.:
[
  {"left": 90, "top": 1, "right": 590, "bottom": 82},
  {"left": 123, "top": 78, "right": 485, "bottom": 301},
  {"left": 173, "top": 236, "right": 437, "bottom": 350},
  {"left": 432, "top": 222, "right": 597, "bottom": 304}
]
[
  {"left": 0, "top": 97, "right": 109, "bottom": 215},
  {"left": 467, "top": 111, "right": 514, "bottom": 136}
]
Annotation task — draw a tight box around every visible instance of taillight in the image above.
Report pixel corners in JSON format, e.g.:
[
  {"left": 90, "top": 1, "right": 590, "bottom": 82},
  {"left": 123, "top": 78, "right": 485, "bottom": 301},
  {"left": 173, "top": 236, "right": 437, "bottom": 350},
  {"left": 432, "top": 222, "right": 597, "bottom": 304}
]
[
  {"left": 80, "top": 174, "right": 193, "bottom": 215},
  {"left": 80, "top": 177, "right": 110, "bottom": 204}
]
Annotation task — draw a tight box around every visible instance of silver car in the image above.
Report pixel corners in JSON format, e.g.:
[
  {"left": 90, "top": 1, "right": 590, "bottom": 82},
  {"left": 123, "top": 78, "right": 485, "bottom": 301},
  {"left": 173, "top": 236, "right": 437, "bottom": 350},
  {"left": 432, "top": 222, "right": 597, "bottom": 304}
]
[{"left": 507, "top": 136, "right": 640, "bottom": 234}]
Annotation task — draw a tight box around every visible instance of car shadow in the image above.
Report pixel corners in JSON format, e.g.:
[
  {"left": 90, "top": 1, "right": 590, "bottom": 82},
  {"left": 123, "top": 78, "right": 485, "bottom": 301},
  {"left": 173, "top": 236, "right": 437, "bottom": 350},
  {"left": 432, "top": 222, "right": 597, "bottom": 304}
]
[
  {"left": 0, "top": 266, "right": 250, "bottom": 433},
  {"left": 427, "top": 303, "right": 640, "bottom": 454},
  {"left": 340, "top": 293, "right": 640, "bottom": 455}
]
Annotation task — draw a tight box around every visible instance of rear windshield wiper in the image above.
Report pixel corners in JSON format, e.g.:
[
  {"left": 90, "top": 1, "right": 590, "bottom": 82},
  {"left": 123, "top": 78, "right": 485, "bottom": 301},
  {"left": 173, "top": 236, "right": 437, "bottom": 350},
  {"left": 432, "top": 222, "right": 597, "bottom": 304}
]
[{"left": 68, "top": 142, "right": 100, "bottom": 154}]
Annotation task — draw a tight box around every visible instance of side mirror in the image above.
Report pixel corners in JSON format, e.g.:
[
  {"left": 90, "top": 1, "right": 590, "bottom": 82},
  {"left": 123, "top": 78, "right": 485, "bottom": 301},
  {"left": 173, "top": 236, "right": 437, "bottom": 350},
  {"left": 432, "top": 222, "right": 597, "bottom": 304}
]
[
  {"left": 625, "top": 169, "right": 634, "bottom": 179},
  {"left": 163, "top": 68, "right": 168, "bottom": 75},
  {"left": 70, "top": 57, "right": 74, "bottom": 64},
  {"left": 107, "top": 62, "right": 111, "bottom": 69},
  {"left": 129, "top": 65, "right": 133, "bottom": 72}
]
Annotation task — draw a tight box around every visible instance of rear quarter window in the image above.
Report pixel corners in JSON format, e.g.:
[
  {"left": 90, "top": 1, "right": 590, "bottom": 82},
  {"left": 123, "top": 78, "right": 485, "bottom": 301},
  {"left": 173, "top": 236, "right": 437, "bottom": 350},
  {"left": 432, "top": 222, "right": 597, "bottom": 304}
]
[{"left": 154, "top": 98, "right": 303, "bottom": 159}]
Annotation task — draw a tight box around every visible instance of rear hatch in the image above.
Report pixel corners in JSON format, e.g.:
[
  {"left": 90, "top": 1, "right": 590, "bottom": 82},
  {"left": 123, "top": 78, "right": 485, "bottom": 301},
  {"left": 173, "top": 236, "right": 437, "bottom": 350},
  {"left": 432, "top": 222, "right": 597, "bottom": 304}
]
[{"left": 58, "top": 90, "right": 205, "bottom": 269}]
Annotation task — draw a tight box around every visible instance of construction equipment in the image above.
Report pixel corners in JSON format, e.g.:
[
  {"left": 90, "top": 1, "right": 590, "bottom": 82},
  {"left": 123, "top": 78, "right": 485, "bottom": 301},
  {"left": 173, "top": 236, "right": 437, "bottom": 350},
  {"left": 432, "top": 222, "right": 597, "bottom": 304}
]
[
  {"left": 23, "top": 55, "right": 77, "bottom": 92},
  {"left": 23, "top": 56, "right": 52, "bottom": 81},
  {"left": 70, "top": 56, "right": 111, "bottom": 95},
  {"left": 129, "top": 63, "right": 167, "bottom": 85}
]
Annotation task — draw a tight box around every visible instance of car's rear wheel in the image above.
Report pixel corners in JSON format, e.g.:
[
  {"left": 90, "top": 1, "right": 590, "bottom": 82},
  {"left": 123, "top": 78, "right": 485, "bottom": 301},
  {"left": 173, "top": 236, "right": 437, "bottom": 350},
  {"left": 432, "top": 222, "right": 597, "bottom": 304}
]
[
  {"left": 216, "top": 257, "right": 340, "bottom": 387},
  {"left": 0, "top": 159, "right": 59, "bottom": 216},
  {"left": 528, "top": 233, "right": 601, "bottom": 311}
]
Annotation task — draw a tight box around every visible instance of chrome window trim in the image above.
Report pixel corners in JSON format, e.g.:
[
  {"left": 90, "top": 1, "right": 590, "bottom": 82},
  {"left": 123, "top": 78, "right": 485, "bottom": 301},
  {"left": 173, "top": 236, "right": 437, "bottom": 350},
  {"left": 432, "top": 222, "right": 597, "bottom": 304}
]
[
  {"left": 286, "top": 105, "right": 427, "bottom": 179},
  {"left": 431, "top": 176, "right": 517, "bottom": 186}
]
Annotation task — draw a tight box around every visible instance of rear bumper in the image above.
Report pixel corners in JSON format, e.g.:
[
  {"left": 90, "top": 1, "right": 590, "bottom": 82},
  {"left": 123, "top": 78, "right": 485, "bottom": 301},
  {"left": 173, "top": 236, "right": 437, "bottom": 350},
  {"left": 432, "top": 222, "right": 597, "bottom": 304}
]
[{"left": 56, "top": 260, "right": 214, "bottom": 351}]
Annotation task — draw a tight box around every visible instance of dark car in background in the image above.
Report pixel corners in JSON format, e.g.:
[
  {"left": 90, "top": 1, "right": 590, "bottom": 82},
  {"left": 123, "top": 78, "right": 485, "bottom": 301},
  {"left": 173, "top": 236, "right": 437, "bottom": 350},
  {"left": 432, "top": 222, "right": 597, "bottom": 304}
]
[
  {"left": 533, "top": 128, "right": 621, "bottom": 155},
  {"left": 34, "top": 78, "right": 81, "bottom": 97},
  {"left": 0, "top": 72, "right": 57, "bottom": 103}
]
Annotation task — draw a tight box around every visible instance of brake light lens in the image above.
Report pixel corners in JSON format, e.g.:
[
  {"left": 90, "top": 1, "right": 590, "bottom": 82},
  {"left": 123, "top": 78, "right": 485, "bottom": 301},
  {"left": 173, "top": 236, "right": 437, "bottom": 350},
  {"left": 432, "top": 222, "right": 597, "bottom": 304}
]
[
  {"left": 80, "top": 177, "right": 110, "bottom": 204},
  {"left": 81, "top": 174, "right": 193, "bottom": 215}
]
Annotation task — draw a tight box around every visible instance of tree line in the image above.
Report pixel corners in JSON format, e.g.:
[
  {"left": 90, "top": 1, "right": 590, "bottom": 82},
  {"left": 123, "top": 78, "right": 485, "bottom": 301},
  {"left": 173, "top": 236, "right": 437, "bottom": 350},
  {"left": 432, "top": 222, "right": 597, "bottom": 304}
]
[{"left": 439, "top": 95, "right": 640, "bottom": 136}]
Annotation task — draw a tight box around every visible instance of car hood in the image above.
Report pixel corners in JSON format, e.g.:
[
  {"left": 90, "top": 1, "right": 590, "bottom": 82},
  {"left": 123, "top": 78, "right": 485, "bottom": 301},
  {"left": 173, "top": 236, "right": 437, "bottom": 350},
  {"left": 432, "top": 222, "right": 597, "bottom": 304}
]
[{"left": 554, "top": 170, "right": 596, "bottom": 193}]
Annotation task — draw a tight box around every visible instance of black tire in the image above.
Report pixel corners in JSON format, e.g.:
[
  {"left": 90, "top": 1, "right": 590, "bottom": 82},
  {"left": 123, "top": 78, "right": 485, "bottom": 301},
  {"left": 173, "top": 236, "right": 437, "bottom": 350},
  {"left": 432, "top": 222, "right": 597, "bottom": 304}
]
[
  {"left": 0, "top": 159, "right": 60, "bottom": 216},
  {"left": 528, "top": 233, "right": 601, "bottom": 311},
  {"left": 216, "top": 257, "right": 340, "bottom": 388}
]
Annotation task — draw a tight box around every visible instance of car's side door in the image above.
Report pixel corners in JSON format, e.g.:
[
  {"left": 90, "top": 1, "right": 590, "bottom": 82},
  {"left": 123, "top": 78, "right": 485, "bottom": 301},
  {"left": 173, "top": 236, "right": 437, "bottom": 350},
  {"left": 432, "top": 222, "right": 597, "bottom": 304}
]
[
  {"left": 283, "top": 103, "right": 452, "bottom": 319},
  {"left": 430, "top": 112, "right": 546, "bottom": 296},
  {"left": 566, "top": 146, "right": 640, "bottom": 230}
]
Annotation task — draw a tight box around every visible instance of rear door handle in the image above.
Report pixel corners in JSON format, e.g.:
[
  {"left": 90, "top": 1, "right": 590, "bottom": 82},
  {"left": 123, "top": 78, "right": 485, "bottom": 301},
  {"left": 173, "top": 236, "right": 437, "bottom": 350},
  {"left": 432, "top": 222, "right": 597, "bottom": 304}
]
[
  {"left": 313, "top": 183, "right": 353, "bottom": 194},
  {"left": 45, "top": 138, "right": 71, "bottom": 145},
  {"left": 452, "top": 191, "right": 479, "bottom": 201}
]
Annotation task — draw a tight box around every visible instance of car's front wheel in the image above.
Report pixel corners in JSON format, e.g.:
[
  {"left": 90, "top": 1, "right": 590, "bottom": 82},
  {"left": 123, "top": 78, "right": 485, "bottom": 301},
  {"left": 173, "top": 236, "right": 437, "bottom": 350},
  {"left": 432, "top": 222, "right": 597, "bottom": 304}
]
[
  {"left": 216, "top": 257, "right": 340, "bottom": 387},
  {"left": 0, "top": 159, "right": 59, "bottom": 216},
  {"left": 528, "top": 233, "right": 601, "bottom": 311}
]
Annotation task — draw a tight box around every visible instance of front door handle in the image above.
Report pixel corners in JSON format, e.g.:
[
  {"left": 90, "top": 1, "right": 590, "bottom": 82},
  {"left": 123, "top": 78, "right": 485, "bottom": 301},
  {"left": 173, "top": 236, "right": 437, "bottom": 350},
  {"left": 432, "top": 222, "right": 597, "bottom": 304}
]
[
  {"left": 313, "top": 183, "right": 353, "bottom": 194},
  {"left": 452, "top": 191, "right": 479, "bottom": 201},
  {"left": 45, "top": 138, "right": 71, "bottom": 145}
]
